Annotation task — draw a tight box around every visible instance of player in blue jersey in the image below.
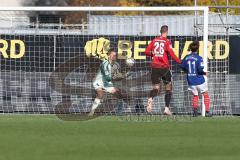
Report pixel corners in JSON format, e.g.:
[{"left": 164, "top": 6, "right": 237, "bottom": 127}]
[{"left": 181, "top": 41, "right": 211, "bottom": 117}]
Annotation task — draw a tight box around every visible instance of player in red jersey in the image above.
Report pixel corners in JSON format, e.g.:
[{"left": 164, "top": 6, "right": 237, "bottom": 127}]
[{"left": 145, "top": 25, "right": 181, "bottom": 115}]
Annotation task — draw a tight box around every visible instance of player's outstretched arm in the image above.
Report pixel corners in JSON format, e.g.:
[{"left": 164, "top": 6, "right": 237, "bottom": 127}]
[
  {"left": 167, "top": 41, "right": 181, "bottom": 64},
  {"left": 180, "top": 57, "right": 188, "bottom": 73},
  {"left": 168, "top": 47, "right": 181, "bottom": 64}
]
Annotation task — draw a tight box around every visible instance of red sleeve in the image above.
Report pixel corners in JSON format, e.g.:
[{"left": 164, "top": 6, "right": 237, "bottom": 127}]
[
  {"left": 167, "top": 41, "right": 181, "bottom": 64},
  {"left": 145, "top": 39, "right": 155, "bottom": 57}
]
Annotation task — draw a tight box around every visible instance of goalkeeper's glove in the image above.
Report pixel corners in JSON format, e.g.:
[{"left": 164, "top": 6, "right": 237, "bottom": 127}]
[{"left": 124, "top": 71, "right": 131, "bottom": 78}]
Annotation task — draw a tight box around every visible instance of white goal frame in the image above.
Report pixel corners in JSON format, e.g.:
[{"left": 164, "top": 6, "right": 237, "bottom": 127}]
[{"left": 0, "top": 6, "right": 209, "bottom": 116}]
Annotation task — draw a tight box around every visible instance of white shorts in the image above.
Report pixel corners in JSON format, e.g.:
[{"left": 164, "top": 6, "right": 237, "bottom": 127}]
[
  {"left": 93, "top": 81, "right": 115, "bottom": 93},
  {"left": 188, "top": 82, "right": 208, "bottom": 96}
]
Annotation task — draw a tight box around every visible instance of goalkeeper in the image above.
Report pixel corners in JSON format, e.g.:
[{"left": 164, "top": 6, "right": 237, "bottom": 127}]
[
  {"left": 181, "top": 41, "right": 211, "bottom": 117},
  {"left": 89, "top": 48, "right": 130, "bottom": 116}
]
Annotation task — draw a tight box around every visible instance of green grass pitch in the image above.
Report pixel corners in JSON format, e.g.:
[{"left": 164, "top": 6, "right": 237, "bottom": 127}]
[{"left": 0, "top": 115, "right": 239, "bottom": 160}]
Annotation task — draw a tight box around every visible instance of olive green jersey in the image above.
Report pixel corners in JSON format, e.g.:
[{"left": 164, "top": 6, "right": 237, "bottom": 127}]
[{"left": 93, "top": 60, "right": 113, "bottom": 88}]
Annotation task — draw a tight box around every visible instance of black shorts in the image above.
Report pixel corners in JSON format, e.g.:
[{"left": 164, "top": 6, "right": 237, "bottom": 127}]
[{"left": 151, "top": 68, "right": 172, "bottom": 85}]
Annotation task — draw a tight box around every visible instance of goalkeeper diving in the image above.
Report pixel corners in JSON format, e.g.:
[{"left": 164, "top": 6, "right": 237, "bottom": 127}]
[{"left": 89, "top": 48, "right": 131, "bottom": 116}]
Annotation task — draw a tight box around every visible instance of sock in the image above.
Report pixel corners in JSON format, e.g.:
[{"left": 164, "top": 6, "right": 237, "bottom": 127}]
[
  {"left": 204, "top": 93, "right": 210, "bottom": 112},
  {"left": 192, "top": 95, "right": 199, "bottom": 109},
  {"left": 165, "top": 91, "right": 172, "bottom": 108},
  {"left": 91, "top": 98, "right": 101, "bottom": 111}
]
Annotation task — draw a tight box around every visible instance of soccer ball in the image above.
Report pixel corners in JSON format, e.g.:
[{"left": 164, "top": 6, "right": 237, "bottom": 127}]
[{"left": 125, "top": 57, "right": 135, "bottom": 67}]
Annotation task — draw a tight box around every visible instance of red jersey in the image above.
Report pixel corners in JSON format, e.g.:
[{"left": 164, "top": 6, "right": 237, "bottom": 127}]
[{"left": 145, "top": 36, "right": 181, "bottom": 68}]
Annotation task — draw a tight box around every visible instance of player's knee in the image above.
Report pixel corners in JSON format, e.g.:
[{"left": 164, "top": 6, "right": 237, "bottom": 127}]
[
  {"left": 150, "top": 89, "right": 159, "bottom": 98},
  {"left": 165, "top": 83, "right": 172, "bottom": 92},
  {"left": 165, "top": 90, "right": 172, "bottom": 94},
  {"left": 153, "top": 85, "right": 160, "bottom": 91},
  {"left": 203, "top": 92, "right": 210, "bottom": 100},
  {"left": 96, "top": 89, "right": 104, "bottom": 99},
  {"left": 106, "top": 87, "right": 118, "bottom": 94},
  {"left": 165, "top": 90, "right": 172, "bottom": 98},
  {"left": 97, "top": 94, "right": 104, "bottom": 99},
  {"left": 203, "top": 92, "right": 209, "bottom": 96}
]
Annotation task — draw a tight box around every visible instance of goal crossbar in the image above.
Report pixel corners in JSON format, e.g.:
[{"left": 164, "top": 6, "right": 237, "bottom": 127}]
[{"left": 0, "top": 6, "right": 209, "bottom": 12}]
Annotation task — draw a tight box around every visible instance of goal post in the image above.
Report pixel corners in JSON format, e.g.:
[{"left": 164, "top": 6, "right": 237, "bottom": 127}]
[
  {"left": 203, "top": 7, "right": 209, "bottom": 117},
  {"left": 0, "top": 6, "right": 229, "bottom": 118}
]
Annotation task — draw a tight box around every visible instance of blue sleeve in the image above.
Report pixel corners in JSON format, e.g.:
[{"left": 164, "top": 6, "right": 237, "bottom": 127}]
[{"left": 197, "top": 57, "right": 205, "bottom": 74}]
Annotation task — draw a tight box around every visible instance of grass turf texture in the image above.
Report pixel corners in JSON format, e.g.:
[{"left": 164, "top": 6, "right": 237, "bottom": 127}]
[{"left": 0, "top": 115, "right": 239, "bottom": 160}]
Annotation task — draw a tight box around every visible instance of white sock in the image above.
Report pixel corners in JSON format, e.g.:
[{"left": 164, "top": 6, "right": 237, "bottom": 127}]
[{"left": 91, "top": 98, "right": 101, "bottom": 111}]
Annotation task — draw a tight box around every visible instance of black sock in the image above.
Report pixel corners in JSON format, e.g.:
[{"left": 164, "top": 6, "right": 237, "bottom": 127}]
[{"left": 165, "top": 91, "right": 172, "bottom": 107}]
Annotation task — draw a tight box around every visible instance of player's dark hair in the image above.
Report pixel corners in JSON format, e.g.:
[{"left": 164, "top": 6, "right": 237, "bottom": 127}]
[
  {"left": 190, "top": 41, "right": 199, "bottom": 52},
  {"left": 107, "top": 48, "right": 116, "bottom": 55},
  {"left": 160, "top": 25, "right": 168, "bottom": 34}
]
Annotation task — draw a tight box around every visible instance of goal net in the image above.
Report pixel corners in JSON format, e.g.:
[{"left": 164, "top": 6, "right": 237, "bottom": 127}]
[{"left": 0, "top": 7, "right": 231, "bottom": 120}]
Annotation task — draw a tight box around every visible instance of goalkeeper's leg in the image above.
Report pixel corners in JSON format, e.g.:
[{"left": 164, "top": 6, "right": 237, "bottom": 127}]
[
  {"left": 113, "top": 88, "right": 130, "bottom": 103},
  {"left": 89, "top": 89, "right": 104, "bottom": 116}
]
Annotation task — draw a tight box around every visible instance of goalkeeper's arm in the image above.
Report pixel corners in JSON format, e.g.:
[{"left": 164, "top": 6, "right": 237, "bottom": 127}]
[
  {"left": 112, "top": 63, "right": 132, "bottom": 81},
  {"left": 112, "top": 69, "right": 132, "bottom": 81}
]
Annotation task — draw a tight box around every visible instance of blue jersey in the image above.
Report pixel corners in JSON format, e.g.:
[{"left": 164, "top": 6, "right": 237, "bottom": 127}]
[{"left": 181, "top": 52, "right": 205, "bottom": 86}]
